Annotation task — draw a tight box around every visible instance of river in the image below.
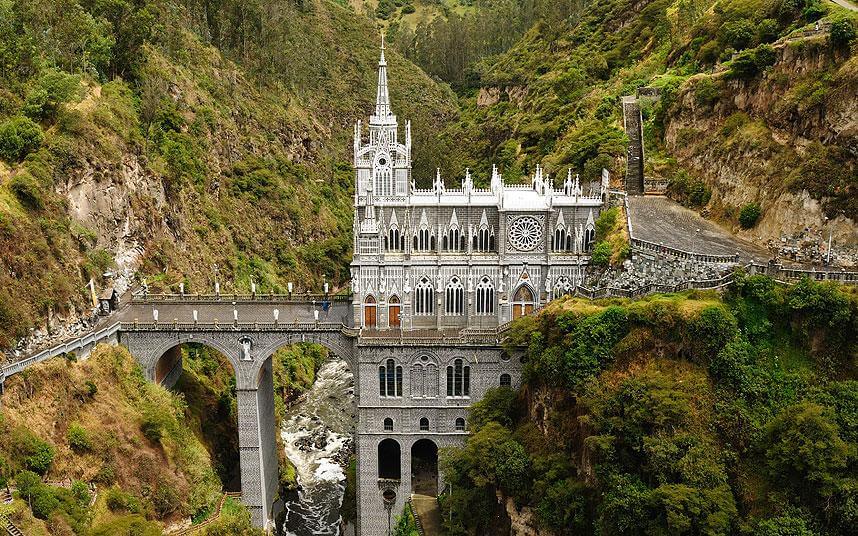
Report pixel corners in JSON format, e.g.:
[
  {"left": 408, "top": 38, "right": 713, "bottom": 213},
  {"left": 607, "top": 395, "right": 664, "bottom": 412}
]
[{"left": 279, "top": 359, "right": 357, "bottom": 536}]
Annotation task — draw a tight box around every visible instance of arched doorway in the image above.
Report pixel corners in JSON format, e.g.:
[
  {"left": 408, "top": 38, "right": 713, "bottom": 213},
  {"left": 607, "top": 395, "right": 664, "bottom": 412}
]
[
  {"left": 512, "top": 285, "right": 535, "bottom": 320},
  {"left": 364, "top": 295, "right": 377, "bottom": 328},
  {"left": 378, "top": 438, "right": 402, "bottom": 480},
  {"left": 388, "top": 295, "right": 401, "bottom": 328},
  {"left": 411, "top": 439, "right": 438, "bottom": 495}
]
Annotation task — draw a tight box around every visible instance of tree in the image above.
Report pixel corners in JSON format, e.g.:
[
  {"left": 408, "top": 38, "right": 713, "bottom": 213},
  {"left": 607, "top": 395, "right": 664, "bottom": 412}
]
[
  {"left": 721, "top": 19, "right": 755, "bottom": 50},
  {"left": 830, "top": 18, "right": 856, "bottom": 49},
  {"left": 762, "top": 402, "right": 848, "bottom": 489},
  {"left": 0, "top": 116, "right": 44, "bottom": 162}
]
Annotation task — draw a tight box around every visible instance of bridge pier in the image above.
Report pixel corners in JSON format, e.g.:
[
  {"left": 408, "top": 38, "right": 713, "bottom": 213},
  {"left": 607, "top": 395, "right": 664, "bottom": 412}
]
[{"left": 236, "top": 357, "right": 280, "bottom": 529}]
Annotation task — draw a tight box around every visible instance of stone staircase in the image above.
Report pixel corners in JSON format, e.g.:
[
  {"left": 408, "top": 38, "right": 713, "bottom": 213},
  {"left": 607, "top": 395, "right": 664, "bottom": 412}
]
[
  {"left": 410, "top": 494, "right": 442, "bottom": 536},
  {"left": 167, "top": 492, "right": 241, "bottom": 535},
  {"left": 0, "top": 514, "right": 24, "bottom": 536},
  {"left": 622, "top": 96, "right": 645, "bottom": 195}
]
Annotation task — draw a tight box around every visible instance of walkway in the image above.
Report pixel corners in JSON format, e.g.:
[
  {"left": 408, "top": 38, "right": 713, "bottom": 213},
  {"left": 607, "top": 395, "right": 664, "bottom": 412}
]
[
  {"left": 829, "top": 0, "right": 857, "bottom": 12},
  {"left": 411, "top": 494, "right": 442, "bottom": 536},
  {"left": 622, "top": 97, "right": 644, "bottom": 195},
  {"left": 627, "top": 196, "right": 769, "bottom": 262}
]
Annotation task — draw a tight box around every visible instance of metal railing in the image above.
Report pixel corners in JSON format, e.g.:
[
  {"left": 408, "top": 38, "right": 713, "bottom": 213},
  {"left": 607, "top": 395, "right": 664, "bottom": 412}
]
[
  {"left": 1, "top": 321, "right": 121, "bottom": 377},
  {"left": 132, "top": 291, "right": 352, "bottom": 305}
]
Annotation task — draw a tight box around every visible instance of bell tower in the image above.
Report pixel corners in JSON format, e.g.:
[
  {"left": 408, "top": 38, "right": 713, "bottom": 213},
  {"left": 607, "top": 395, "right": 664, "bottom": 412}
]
[{"left": 354, "top": 37, "right": 411, "bottom": 202}]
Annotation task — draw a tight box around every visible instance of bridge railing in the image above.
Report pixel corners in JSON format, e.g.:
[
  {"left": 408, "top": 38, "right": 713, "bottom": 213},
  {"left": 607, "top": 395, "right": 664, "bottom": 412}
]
[
  {"left": 120, "top": 321, "right": 353, "bottom": 332},
  {"left": 2, "top": 321, "right": 121, "bottom": 377},
  {"left": 131, "top": 292, "right": 353, "bottom": 304}
]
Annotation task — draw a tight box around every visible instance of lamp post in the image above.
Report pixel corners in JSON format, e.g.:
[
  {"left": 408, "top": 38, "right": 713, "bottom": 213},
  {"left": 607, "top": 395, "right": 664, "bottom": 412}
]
[{"left": 382, "top": 489, "right": 396, "bottom": 536}]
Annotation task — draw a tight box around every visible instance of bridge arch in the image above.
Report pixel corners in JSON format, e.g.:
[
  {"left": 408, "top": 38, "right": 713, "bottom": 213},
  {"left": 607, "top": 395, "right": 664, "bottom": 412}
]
[{"left": 252, "top": 332, "right": 356, "bottom": 376}]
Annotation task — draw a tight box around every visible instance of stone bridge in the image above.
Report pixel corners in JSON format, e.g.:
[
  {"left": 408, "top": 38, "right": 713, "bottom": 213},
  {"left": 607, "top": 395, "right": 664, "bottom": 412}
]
[{"left": 0, "top": 293, "right": 515, "bottom": 533}]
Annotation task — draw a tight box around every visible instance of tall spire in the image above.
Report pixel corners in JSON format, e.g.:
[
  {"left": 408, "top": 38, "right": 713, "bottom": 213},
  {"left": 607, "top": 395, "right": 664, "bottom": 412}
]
[{"left": 373, "top": 35, "right": 394, "bottom": 123}]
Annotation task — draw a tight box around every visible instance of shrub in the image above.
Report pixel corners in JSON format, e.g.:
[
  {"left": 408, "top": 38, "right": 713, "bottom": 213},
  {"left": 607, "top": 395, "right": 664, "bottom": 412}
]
[
  {"left": 105, "top": 487, "right": 142, "bottom": 514},
  {"left": 14, "top": 470, "right": 42, "bottom": 499},
  {"left": 757, "top": 19, "right": 780, "bottom": 44},
  {"left": 739, "top": 202, "right": 761, "bottom": 228},
  {"left": 140, "top": 408, "right": 170, "bottom": 443},
  {"left": 721, "top": 19, "right": 755, "bottom": 50},
  {"left": 67, "top": 423, "right": 92, "bottom": 452},
  {"left": 762, "top": 402, "right": 848, "bottom": 488},
  {"left": 31, "top": 486, "right": 60, "bottom": 519},
  {"left": 402, "top": 3, "right": 415, "bottom": 14},
  {"left": 22, "top": 69, "right": 81, "bottom": 121},
  {"left": 71, "top": 480, "right": 91, "bottom": 506},
  {"left": 10, "top": 430, "right": 57, "bottom": 475},
  {"left": 591, "top": 242, "right": 612, "bottom": 266},
  {"left": 8, "top": 172, "right": 46, "bottom": 210},
  {"left": 830, "top": 18, "right": 856, "bottom": 49},
  {"left": 85, "top": 380, "right": 98, "bottom": 397},
  {"left": 694, "top": 78, "right": 719, "bottom": 107},
  {"left": 0, "top": 116, "right": 44, "bottom": 162}
]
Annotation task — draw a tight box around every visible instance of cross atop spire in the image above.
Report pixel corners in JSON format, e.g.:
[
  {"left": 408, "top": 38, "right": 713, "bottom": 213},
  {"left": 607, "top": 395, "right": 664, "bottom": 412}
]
[{"left": 372, "top": 35, "right": 396, "bottom": 125}]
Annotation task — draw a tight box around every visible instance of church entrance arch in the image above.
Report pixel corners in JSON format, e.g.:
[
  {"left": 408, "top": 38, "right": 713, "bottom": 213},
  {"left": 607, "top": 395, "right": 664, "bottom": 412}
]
[
  {"left": 364, "top": 295, "right": 377, "bottom": 328},
  {"left": 512, "top": 285, "right": 535, "bottom": 320},
  {"left": 388, "top": 295, "right": 401, "bottom": 328},
  {"left": 410, "top": 439, "right": 438, "bottom": 495}
]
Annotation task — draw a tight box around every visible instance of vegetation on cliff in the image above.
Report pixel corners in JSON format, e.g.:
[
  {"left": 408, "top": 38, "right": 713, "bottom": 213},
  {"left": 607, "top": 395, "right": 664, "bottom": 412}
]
[
  {"left": 390, "top": 0, "right": 856, "bottom": 228},
  {"left": 442, "top": 276, "right": 857, "bottom": 535},
  {"left": 0, "top": 0, "right": 457, "bottom": 347}
]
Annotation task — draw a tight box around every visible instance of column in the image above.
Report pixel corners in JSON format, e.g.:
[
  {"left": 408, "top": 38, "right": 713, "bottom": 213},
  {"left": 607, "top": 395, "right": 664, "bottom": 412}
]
[{"left": 236, "top": 358, "right": 279, "bottom": 529}]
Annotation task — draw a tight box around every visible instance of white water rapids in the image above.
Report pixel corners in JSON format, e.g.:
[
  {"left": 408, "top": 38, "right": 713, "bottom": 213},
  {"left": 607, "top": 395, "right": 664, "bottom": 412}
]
[{"left": 279, "top": 360, "right": 356, "bottom": 536}]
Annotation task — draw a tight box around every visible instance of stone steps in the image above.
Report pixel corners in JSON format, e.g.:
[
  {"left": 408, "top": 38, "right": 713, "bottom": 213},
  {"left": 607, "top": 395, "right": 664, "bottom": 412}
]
[
  {"left": 0, "top": 512, "right": 24, "bottom": 536},
  {"left": 622, "top": 97, "right": 645, "bottom": 195},
  {"left": 410, "top": 494, "right": 442, "bottom": 536}
]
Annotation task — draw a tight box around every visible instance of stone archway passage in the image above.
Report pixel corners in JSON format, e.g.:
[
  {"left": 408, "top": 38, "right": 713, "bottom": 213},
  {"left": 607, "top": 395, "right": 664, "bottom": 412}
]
[
  {"left": 378, "top": 438, "right": 401, "bottom": 480},
  {"left": 410, "top": 439, "right": 438, "bottom": 495}
]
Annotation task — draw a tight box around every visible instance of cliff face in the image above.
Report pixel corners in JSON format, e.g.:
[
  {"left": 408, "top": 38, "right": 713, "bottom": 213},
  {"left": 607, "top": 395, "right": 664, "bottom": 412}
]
[
  {"left": 0, "top": 0, "right": 457, "bottom": 349},
  {"left": 665, "top": 36, "right": 857, "bottom": 247}
]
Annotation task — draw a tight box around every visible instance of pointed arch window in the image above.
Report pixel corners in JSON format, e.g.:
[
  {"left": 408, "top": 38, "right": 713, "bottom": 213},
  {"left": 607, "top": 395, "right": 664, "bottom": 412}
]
[
  {"left": 584, "top": 226, "right": 595, "bottom": 251},
  {"left": 554, "top": 226, "right": 572, "bottom": 252},
  {"left": 384, "top": 417, "right": 394, "bottom": 431},
  {"left": 419, "top": 417, "right": 430, "bottom": 432},
  {"left": 475, "top": 276, "right": 495, "bottom": 315},
  {"left": 415, "top": 227, "right": 436, "bottom": 252},
  {"left": 446, "top": 358, "right": 470, "bottom": 397},
  {"left": 455, "top": 417, "right": 466, "bottom": 431},
  {"left": 387, "top": 226, "right": 402, "bottom": 252},
  {"left": 415, "top": 277, "right": 434, "bottom": 315},
  {"left": 500, "top": 373, "right": 512, "bottom": 387},
  {"left": 474, "top": 227, "right": 495, "bottom": 252},
  {"left": 445, "top": 277, "right": 465, "bottom": 315},
  {"left": 445, "top": 226, "right": 461, "bottom": 252}
]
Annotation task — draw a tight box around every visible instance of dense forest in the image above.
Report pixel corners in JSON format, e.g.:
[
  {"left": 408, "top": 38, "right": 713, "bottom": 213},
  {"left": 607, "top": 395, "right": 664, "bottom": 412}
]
[{"left": 440, "top": 275, "right": 857, "bottom": 535}]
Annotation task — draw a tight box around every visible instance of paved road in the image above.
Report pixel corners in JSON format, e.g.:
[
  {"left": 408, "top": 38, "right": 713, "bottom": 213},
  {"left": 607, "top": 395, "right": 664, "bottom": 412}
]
[
  {"left": 829, "top": 0, "right": 857, "bottom": 12},
  {"left": 628, "top": 196, "right": 770, "bottom": 262},
  {"left": 116, "top": 299, "right": 353, "bottom": 327}
]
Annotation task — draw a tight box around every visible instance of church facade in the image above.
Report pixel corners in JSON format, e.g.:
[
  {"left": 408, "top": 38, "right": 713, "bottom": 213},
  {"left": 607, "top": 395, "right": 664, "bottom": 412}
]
[
  {"left": 350, "top": 45, "right": 608, "bottom": 333},
  {"left": 351, "top": 45, "right": 608, "bottom": 535}
]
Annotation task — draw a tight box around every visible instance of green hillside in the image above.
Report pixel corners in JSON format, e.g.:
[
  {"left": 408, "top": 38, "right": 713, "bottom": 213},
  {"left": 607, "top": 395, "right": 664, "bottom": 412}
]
[
  {"left": 441, "top": 276, "right": 858, "bottom": 535},
  {"left": 392, "top": 0, "right": 856, "bottom": 224},
  {"left": 0, "top": 0, "right": 457, "bottom": 346}
]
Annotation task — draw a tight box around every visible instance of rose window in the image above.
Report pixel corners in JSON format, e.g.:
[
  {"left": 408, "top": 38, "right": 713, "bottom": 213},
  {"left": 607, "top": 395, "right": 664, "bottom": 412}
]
[{"left": 508, "top": 216, "right": 543, "bottom": 251}]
